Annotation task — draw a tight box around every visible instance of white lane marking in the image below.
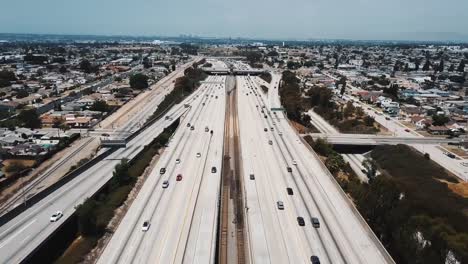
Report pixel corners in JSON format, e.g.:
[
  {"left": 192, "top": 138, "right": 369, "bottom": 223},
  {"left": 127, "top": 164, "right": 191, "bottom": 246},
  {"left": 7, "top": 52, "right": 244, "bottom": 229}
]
[{"left": 0, "top": 218, "right": 37, "bottom": 249}]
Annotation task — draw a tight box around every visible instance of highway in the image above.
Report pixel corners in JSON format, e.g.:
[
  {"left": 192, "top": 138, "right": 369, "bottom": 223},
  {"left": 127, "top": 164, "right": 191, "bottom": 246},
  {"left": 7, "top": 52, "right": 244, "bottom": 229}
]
[
  {"left": 0, "top": 74, "right": 216, "bottom": 263},
  {"left": 98, "top": 74, "right": 226, "bottom": 263},
  {"left": 237, "top": 71, "right": 393, "bottom": 263}
]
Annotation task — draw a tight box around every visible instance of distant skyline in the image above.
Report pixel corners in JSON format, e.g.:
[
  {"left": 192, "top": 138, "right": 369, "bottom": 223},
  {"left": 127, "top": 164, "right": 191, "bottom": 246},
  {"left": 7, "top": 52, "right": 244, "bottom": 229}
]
[{"left": 1, "top": 0, "right": 468, "bottom": 42}]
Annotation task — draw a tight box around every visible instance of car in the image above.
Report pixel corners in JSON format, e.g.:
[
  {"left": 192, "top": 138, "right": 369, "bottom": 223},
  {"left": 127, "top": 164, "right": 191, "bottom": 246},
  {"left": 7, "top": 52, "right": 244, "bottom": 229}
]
[
  {"left": 385, "top": 117, "right": 390, "bottom": 120},
  {"left": 277, "top": 201, "right": 284, "bottom": 210},
  {"left": 447, "top": 153, "right": 456, "bottom": 159},
  {"left": 250, "top": 174, "right": 255, "bottom": 180},
  {"left": 160, "top": 168, "right": 166, "bottom": 174},
  {"left": 205, "top": 127, "right": 209, "bottom": 132},
  {"left": 264, "top": 128, "right": 268, "bottom": 132},
  {"left": 261, "top": 110, "right": 264, "bottom": 113},
  {"left": 270, "top": 127, "right": 274, "bottom": 131},
  {"left": 202, "top": 103, "right": 205, "bottom": 106},
  {"left": 196, "top": 152, "right": 201, "bottom": 158},
  {"left": 102, "top": 133, "right": 110, "bottom": 137},
  {"left": 264, "top": 115, "right": 267, "bottom": 118},
  {"left": 286, "top": 187, "right": 293, "bottom": 195},
  {"left": 297, "top": 217, "right": 305, "bottom": 226},
  {"left": 278, "top": 132, "right": 283, "bottom": 136},
  {"left": 176, "top": 158, "right": 181, "bottom": 164},
  {"left": 268, "top": 140, "right": 273, "bottom": 145},
  {"left": 311, "top": 217, "right": 320, "bottom": 228},
  {"left": 287, "top": 167, "right": 292, "bottom": 172},
  {"left": 162, "top": 180, "right": 169, "bottom": 188},
  {"left": 50, "top": 211, "right": 63, "bottom": 222},
  {"left": 190, "top": 126, "right": 195, "bottom": 130},
  {"left": 176, "top": 174, "right": 183, "bottom": 181},
  {"left": 310, "top": 255, "right": 320, "bottom": 264},
  {"left": 292, "top": 160, "right": 297, "bottom": 165},
  {"left": 187, "top": 123, "right": 191, "bottom": 127},
  {"left": 404, "top": 128, "right": 410, "bottom": 132},
  {"left": 165, "top": 116, "right": 170, "bottom": 120},
  {"left": 142, "top": 221, "right": 151, "bottom": 231},
  {"left": 211, "top": 167, "right": 217, "bottom": 173}
]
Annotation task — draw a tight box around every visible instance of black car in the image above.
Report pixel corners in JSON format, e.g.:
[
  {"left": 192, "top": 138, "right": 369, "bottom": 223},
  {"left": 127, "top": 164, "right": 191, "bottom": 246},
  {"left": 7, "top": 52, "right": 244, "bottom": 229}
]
[
  {"left": 211, "top": 167, "right": 217, "bottom": 173},
  {"left": 297, "top": 217, "right": 305, "bottom": 226},
  {"left": 250, "top": 174, "right": 255, "bottom": 180},
  {"left": 286, "top": 187, "right": 293, "bottom": 195},
  {"left": 311, "top": 255, "right": 320, "bottom": 264},
  {"left": 287, "top": 167, "right": 292, "bottom": 173},
  {"left": 160, "top": 168, "right": 166, "bottom": 174},
  {"left": 312, "top": 217, "right": 320, "bottom": 228},
  {"left": 264, "top": 128, "right": 268, "bottom": 132}
]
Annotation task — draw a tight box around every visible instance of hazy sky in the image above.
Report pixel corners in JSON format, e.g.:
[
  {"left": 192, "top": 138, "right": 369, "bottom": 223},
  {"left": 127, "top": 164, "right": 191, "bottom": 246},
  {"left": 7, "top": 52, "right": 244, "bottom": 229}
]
[{"left": 2, "top": 0, "right": 468, "bottom": 41}]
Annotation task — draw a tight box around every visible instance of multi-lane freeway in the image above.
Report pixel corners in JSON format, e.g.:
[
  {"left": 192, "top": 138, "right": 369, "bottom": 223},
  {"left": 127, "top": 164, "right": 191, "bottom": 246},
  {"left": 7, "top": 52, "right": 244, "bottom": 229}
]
[
  {"left": 98, "top": 75, "right": 226, "bottom": 263},
  {"left": 236, "top": 70, "right": 393, "bottom": 263}
]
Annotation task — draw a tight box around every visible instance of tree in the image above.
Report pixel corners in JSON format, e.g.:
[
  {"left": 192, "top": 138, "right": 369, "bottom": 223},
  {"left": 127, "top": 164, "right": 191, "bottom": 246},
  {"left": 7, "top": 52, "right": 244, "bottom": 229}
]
[
  {"left": 448, "top": 64, "right": 455, "bottom": 72},
  {"left": 0, "top": 70, "right": 17, "bottom": 88},
  {"left": 362, "top": 158, "right": 378, "bottom": 182},
  {"left": 438, "top": 59, "right": 444, "bottom": 72},
  {"left": 246, "top": 51, "right": 262, "bottom": 65},
  {"left": 364, "top": 115, "right": 375, "bottom": 127},
  {"left": 76, "top": 199, "right": 98, "bottom": 236},
  {"left": 89, "top": 100, "right": 110, "bottom": 112},
  {"left": 142, "top": 57, "right": 152, "bottom": 69},
  {"left": 312, "top": 138, "right": 333, "bottom": 157},
  {"left": 110, "top": 159, "right": 131, "bottom": 188},
  {"left": 129, "top": 73, "right": 149, "bottom": 89},
  {"left": 355, "top": 107, "right": 365, "bottom": 118},
  {"left": 432, "top": 114, "right": 450, "bottom": 126},
  {"left": 18, "top": 108, "right": 41, "bottom": 129},
  {"left": 325, "top": 153, "right": 345, "bottom": 175},
  {"left": 457, "top": 60, "right": 465, "bottom": 72},
  {"left": 422, "top": 59, "right": 431, "bottom": 71},
  {"left": 343, "top": 101, "right": 355, "bottom": 118},
  {"left": 59, "top": 65, "right": 68, "bottom": 74},
  {"left": 15, "top": 90, "right": 29, "bottom": 99},
  {"left": 80, "top": 59, "right": 92, "bottom": 73}
]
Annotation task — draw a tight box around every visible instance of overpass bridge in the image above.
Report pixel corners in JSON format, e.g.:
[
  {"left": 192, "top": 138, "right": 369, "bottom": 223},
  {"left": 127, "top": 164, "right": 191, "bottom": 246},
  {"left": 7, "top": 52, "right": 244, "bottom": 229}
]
[
  {"left": 201, "top": 67, "right": 266, "bottom": 75},
  {"left": 304, "top": 133, "right": 463, "bottom": 146}
]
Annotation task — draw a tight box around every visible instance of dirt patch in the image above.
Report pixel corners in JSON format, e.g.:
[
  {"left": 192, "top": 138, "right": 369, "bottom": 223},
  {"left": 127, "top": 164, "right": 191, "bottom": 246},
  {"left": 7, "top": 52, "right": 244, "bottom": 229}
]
[
  {"left": 446, "top": 181, "right": 468, "bottom": 198},
  {"left": 290, "top": 121, "right": 311, "bottom": 134}
]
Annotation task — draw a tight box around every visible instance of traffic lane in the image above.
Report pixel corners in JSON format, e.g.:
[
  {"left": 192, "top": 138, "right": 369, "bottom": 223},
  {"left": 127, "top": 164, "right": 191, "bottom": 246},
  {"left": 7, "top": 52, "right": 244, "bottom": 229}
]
[
  {"left": 183, "top": 85, "right": 225, "bottom": 263},
  {"left": 244, "top": 79, "right": 324, "bottom": 263},
  {"left": 156, "top": 85, "right": 223, "bottom": 263},
  {"left": 140, "top": 82, "right": 222, "bottom": 262},
  {"left": 240, "top": 78, "right": 312, "bottom": 263},
  {"left": 104, "top": 83, "right": 217, "bottom": 263}
]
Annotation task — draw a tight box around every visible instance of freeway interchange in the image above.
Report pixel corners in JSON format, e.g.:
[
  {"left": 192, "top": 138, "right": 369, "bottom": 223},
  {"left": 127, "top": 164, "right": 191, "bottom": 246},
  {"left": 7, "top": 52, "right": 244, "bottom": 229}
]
[{"left": 0, "top": 60, "right": 394, "bottom": 264}]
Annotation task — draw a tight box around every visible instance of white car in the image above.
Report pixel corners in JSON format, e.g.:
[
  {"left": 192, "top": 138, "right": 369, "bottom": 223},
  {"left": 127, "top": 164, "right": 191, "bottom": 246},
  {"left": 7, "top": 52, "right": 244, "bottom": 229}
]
[
  {"left": 196, "top": 152, "right": 201, "bottom": 158},
  {"left": 162, "top": 180, "right": 169, "bottom": 188},
  {"left": 142, "top": 221, "right": 151, "bottom": 231},
  {"left": 50, "top": 211, "right": 63, "bottom": 222},
  {"left": 292, "top": 160, "right": 297, "bottom": 165},
  {"left": 176, "top": 158, "right": 181, "bottom": 164}
]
